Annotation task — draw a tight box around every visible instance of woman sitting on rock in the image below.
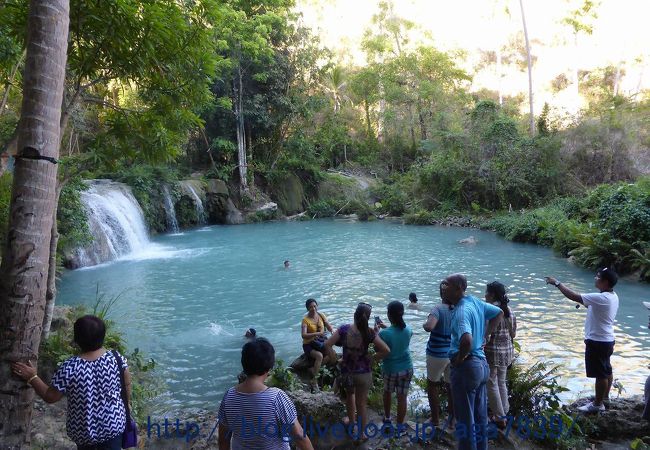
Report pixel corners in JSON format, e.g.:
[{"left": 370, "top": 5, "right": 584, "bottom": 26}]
[
  {"left": 12, "top": 315, "right": 130, "bottom": 450},
  {"left": 301, "top": 298, "right": 335, "bottom": 382},
  {"left": 325, "top": 302, "right": 390, "bottom": 442},
  {"left": 217, "top": 338, "right": 313, "bottom": 450}
]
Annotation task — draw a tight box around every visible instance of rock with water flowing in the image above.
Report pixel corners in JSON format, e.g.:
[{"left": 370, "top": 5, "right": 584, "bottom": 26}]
[
  {"left": 179, "top": 180, "right": 207, "bottom": 225},
  {"left": 162, "top": 184, "right": 179, "bottom": 233},
  {"left": 65, "top": 180, "right": 150, "bottom": 268}
]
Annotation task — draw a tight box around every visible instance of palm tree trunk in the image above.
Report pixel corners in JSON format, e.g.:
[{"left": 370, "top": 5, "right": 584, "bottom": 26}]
[
  {"left": 519, "top": 0, "right": 535, "bottom": 136},
  {"left": 0, "top": 0, "right": 69, "bottom": 447}
]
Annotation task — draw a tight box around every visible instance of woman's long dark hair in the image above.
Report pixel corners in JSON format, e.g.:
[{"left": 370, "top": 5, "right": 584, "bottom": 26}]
[
  {"left": 387, "top": 301, "right": 406, "bottom": 330},
  {"left": 486, "top": 281, "right": 510, "bottom": 318},
  {"left": 354, "top": 303, "right": 373, "bottom": 346}
]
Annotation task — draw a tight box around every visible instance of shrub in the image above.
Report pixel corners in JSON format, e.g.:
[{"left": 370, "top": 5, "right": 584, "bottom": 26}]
[
  {"left": 507, "top": 358, "right": 568, "bottom": 417},
  {"left": 404, "top": 209, "right": 437, "bottom": 225},
  {"left": 267, "top": 359, "right": 300, "bottom": 391},
  {"left": 306, "top": 199, "right": 342, "bottom": 218},
  {"left": 57, "top": 178, "right": 93, "bottom": 254}
]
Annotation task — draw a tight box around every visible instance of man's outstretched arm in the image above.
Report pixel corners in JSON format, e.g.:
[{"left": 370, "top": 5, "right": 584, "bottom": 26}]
[{"left": 545, "top": 276, "right": 583, "bottom": 304}]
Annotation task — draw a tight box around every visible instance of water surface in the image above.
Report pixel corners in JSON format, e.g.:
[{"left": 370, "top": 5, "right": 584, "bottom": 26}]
[{"left": 57, "top": 219, "right": 650, "bottom": 414}]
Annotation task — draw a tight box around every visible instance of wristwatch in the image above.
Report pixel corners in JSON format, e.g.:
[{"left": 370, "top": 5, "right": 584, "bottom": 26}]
[{"left": 553, "top": 280, "right": 561, "bottom": 287}]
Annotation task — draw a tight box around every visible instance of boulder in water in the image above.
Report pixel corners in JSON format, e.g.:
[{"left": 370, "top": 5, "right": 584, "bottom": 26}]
[{"left": 459, "top": 236, "right": 478, "bottom": 245}]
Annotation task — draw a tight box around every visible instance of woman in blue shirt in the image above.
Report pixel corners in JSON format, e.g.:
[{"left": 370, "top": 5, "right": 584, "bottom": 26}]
[{"left": 379, "top": 301, "right": 413, "bottom": 428}]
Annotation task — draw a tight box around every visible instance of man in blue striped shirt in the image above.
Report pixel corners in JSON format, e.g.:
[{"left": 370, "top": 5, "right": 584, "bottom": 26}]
[
  {"left": 423, "top": 282, "right": 455, "bottom": 428},
  {"left": 443, "top": 274, "right": 503, "bottom": 450}
]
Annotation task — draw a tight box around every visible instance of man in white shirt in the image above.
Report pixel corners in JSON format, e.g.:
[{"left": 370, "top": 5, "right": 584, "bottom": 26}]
[{"left": 545, "top": 267, "right": 619, "bottom": 414}]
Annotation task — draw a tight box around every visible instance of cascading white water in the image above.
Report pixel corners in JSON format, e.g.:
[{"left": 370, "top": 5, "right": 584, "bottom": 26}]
[
  {"left": 74, "top": 180, "right": 151, "bottom": 267},
  {"left": 162, "top": 185, "right": 180, "bottom": 233},
  {"left": 180, "top": 181, "right": 206, "bottom": 224}
]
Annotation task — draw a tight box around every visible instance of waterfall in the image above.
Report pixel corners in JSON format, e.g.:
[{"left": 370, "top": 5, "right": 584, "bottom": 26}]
[
  {"left": 73, "top": 180, "right": 150, "bottom": 268},
  {"left": 162, "top": 185, "right": 179, "bottom": 233},
  {"left": 180, "top": 180, "right": 206, "bottom": 225}
]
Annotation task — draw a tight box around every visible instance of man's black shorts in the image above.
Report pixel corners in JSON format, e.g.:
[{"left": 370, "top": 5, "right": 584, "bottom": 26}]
[{"left": 584, "top": 339, "right": 614, "bottom": 378}]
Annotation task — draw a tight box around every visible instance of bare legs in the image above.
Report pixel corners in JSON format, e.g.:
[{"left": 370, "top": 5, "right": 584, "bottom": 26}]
[
  {"left": 427, "top": 380, "right": 454, "bottom": 427},
  {"left": 382, "top": 391, "right": 407, "bottom": 424},
  {"left": 427, "top": 380, "right": 441, "bottom": 425},
  {"left": 308, "top": 350, "right": 323, "bottom": 378},
  {"left": 595, "top": 375, "right": 613, "bottom": 406}
]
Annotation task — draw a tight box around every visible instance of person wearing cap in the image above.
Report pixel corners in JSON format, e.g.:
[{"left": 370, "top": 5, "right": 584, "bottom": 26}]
[{"left": 545, "top": 267, "right": 619, "bottom": 414}]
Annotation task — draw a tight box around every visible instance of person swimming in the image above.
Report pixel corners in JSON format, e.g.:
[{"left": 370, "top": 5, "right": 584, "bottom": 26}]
[
  {"left": 408, "top": 292, "right": 421, "bottom": 310},
  {"left": 244, "top": 328, "right": 256, "bottom": 340}
]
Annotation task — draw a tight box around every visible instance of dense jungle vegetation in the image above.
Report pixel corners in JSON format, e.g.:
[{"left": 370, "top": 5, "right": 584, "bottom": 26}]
[{"left": 1, "top": 0, "right": 649, "bottom": 279}]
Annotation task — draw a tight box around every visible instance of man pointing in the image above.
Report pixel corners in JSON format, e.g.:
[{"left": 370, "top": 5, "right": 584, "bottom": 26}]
[{"left": 545, "top": 267, "right": 619, "bottom": 413}]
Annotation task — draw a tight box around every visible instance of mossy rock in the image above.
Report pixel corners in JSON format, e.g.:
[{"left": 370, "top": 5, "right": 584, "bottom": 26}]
[{"left": 271, "top": 173, "right": 306, "bottom": 215}]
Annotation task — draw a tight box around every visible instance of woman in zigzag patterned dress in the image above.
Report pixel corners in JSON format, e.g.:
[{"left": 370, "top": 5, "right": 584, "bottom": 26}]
[{"left": 13, "top": 315, "right": 130, "bottom": 450}]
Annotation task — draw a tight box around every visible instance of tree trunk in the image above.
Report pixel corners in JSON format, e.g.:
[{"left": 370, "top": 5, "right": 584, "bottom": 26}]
[
  {"left": 0, "top": 0, "right": 69, "bottom": 448},
  {"left": 519, "top": 0, "right": 535, "bottom": 136},
  {"left": 417, "top": 100, "right": 427, "bottom": 141},
  {"left": 363, "top": 99, "right": 374, "bottom": 141},
  {"left": 41, "top": 183, "right": 64, "bottom": 343},
  {"left": 234, "top": 59, "right": 247, "bottom": 192}
]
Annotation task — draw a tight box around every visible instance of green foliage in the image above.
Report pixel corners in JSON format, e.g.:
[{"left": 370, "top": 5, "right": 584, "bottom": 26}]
[
  {"left": 630, "top": 246, "right": 650, "bottom": 281},
  {"left": 342, "top": 199, "right": 374, "bottom": 221},
  {"left": 404, "top": 209, "right": 437, "bottom": 225},
  {"left": 267, "top": 359, "right": 300, "bottom": 391},
  {"left": 57, "top": 178, "right": 93, "bottom": 254},
  {"left": 307, "top": 199, "right": 341, "bottom": 218},
  {"left": 631, "top": 438, "right": 650, "bottom": 450},
  {"left": 175, "top": 194, "right": 200, "bottom": 228},
  {"left": 597, "top": 182, "right": 650, "bottom": 243},
  {"left": 507, "top": 359, "right": 568, "bottom": 417},
  {"left": 485, "top": 177, "right": 650, "bottom": 280}
]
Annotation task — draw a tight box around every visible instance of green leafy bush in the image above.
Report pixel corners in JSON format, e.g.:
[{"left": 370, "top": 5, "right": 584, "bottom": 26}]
[
  {"left": 267, "top": 359, "right": 300, "bottom": 391},
  {"left": 507, "top": 359, "right": 568, "bottom": 417},
  {"left": 57, "top": 178, "right": 93, "bottom": 254},
  {"left": 306, "top": 199, "right": 342, "bottom": 218},
  {"left": 404, "top": 209, "right": 437, "bottom": 225}
]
